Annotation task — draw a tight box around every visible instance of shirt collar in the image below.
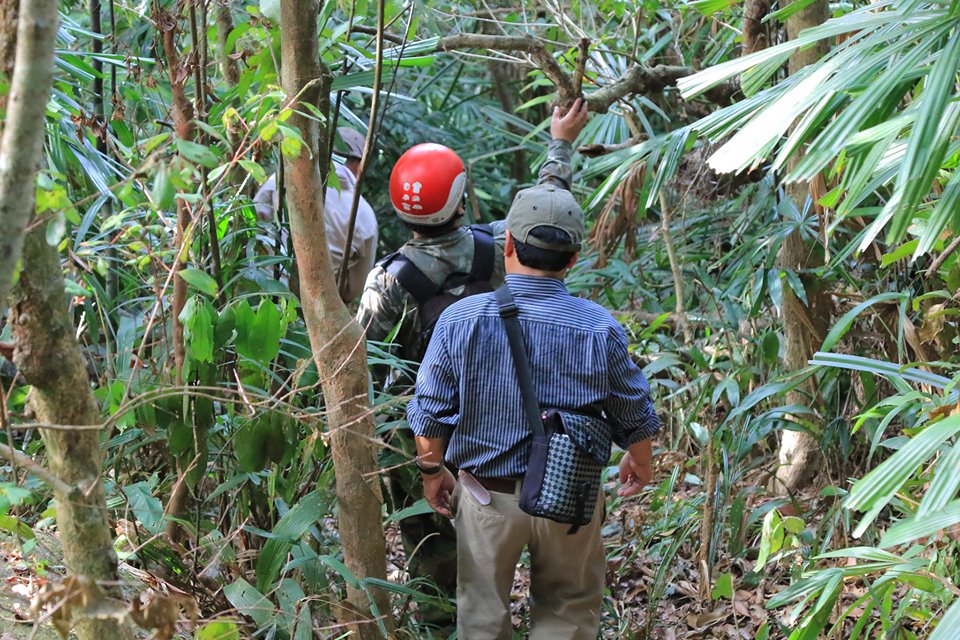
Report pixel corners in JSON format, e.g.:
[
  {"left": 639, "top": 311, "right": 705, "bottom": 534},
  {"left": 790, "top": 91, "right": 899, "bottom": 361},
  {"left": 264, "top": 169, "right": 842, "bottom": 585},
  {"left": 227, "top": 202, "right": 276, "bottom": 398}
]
[
  {"left": 504, "top": 273, "right": 568, "bottom": 296},
  {"left": 334, "top": 162, "right": 357, "bottom": 190},
  {"left": 406, "top": 226, "right": 469, "bottom": 248}
]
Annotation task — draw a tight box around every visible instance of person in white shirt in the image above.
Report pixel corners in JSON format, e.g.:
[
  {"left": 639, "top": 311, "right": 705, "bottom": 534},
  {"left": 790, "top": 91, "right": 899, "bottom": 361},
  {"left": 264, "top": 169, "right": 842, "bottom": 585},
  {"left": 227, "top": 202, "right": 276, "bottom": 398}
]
[{"left": 253, "top": 127, "right": 378, "bottom": 303}]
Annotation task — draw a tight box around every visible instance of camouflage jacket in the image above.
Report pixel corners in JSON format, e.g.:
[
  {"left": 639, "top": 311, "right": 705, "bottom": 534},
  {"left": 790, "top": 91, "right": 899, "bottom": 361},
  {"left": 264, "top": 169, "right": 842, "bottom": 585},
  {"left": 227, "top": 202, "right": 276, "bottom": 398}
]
[{"left": 356, "top": 138, "right": 575, "bottom": 368}]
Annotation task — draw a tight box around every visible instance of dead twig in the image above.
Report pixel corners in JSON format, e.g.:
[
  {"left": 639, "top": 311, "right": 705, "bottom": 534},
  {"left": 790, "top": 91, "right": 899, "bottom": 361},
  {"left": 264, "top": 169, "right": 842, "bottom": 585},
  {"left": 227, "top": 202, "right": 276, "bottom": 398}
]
[{"left": 926, "top": 234, "right": 960, "bottom": 277}]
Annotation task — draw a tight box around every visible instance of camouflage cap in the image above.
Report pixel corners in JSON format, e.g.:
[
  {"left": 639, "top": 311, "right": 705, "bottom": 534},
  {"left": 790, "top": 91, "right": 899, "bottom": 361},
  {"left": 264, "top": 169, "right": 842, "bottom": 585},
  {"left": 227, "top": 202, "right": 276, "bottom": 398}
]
[
  {"left": 337, "top": 127, "right": 366, "bottom": 159},
  {"left": 506, "top": 184, "right": 584, "bottom": 251}
]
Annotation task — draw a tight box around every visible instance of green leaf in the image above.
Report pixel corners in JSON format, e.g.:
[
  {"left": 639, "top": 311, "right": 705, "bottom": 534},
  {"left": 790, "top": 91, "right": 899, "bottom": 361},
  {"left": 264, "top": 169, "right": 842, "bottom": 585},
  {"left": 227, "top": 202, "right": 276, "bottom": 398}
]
[
  {"left": 755, "top": 509, "right": 782, "bottom": 570},
  {"left": 281, "top": 135, "right": 303, "bottom": 159},
  {"left": 195, "top": 621, "right": 240, "bottom": 640},
  {"left": 256, "top": 491, "right": 327, "bottom": 592},
  {"left": 122, "top": 481, "right": 164, "bottom": 535},
  {"left": 223, "top": 578, "right": 274, "bottom": 627},
  {"left": 260, "top": 120, "right": 279, "bottom": 142},
  {"left": 0, "top": 515, "right": 35, "bottom": 541},
  {"left": 765, "top": 0, "right": 820, "bottom": 22},
  {"left": 918, "top": 438, "right": 960, "bottom": 518},
  {"left": 880, "top": 240, "right": 920, "bottom": 268},
  {"left": 889, "top": 32, "right": 960, "bottom": 244},
  {"left": 821, "top": 292, "right": 907, "bottom": 352},
  {"left": 179, "top": 296, "right": 215, "bottom": 364},
  {"left": 178, "top": 268, "right": 219, "bottom": 297},
  {"left": 151, "top": 166, "right": 175, "bottom": 211},
  {"left": 235, "top": 417, "right": 270, "bottom": 473},
  {"left": 847, "top": 413, "right": 960, "bottom": 536},
  {"left": 239, "top": 159, "right": 267, "bottom": 185},
  {"left": 918, "top": 169, "right": 960, "bottom": 258},
  {"left": 234, "top": 299, "right": 285, "bottom": 363},
  {"left": 385, "top": 498, "right": 434, "bottom": 524},
  {"left": 688, "top": 0, "right": 739, "bottom": 14},
  {"left": 45, "top": 211, "right": 66, "bottom": 247},
  {"left": 809, "top": 352, "right": 952, "bottom": 390},
  {"left": 215, "top": 305, "right": 237, "bottom": 348},
  {"left": 761, "top": 330, "right": 780, "bottom": 366},
  {"left": 176, "top": 139, "right": 220, "bottom": 168},
  {"left": 711, "top": 573, "right": 734, "bottom": 600},
  {"left": 881, "top": 500, "right": 960, "bottom": 548},
  {"left": 781, "top": 516, "right": 805, "bottom": 535}
]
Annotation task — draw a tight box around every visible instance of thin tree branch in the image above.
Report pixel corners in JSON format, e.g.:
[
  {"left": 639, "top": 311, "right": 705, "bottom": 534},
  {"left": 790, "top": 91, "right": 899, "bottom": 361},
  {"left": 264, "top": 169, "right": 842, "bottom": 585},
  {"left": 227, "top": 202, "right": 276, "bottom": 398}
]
[
  {"left": 659, "top": 190, "right": 692, "bottom": 342},
  {"left": 572, "top": 37, "right": 589, "bottom": 97},
  {"left": 926, "top": 234, "right": 960, "bottom": 277},
  {"left": 0, "top": 442, "right": 73, "bottom": 496},
  {"left": 435, "top": 32, "right": 738, "bottom": 111},
  {"left": 336, "top": 0, "right": 386, "bottom": 298},
  {"left": 439, "top": 33, "right": 576, "bottom": 103},
  {"left": 578, "top": 135, "right": 646, "bottom": 157},
  {"left": 350, "top": 23, "right": 403, "bottom": 44}
]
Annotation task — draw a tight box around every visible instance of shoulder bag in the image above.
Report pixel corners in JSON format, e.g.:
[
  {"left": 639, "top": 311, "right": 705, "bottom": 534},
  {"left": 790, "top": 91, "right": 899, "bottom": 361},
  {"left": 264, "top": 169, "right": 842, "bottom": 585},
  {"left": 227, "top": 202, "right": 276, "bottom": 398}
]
[{"left": 495, "top": 285, "right": 612, "bottom": 534}]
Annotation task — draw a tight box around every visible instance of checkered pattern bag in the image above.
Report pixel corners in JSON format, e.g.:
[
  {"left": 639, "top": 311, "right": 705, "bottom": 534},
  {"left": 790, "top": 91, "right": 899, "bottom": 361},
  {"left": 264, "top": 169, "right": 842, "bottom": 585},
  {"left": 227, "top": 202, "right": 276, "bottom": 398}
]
[
  {"left": 496, "top": 286, "right": 613, "bottom": 532},
  {"left": 520, "top": 410, "right": 611, "bottom": 527}
]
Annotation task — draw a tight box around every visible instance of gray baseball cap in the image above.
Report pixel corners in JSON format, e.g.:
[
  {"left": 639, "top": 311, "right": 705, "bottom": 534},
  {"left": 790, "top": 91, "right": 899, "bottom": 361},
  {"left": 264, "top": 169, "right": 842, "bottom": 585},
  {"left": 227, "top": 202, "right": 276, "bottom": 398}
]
[
  {"left": 337, "top": 127, "right": 366, "bottom": 159},
  {"left": 506, "top": 184, "right": 585, "bottom": 251}
]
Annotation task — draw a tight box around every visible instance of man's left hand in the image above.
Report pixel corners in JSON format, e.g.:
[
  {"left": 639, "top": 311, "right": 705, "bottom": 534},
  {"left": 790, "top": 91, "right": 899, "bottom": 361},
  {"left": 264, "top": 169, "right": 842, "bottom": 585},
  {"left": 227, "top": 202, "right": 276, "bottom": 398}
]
[{"left": 422, "top": 466, "right": 457, "bottom": 518}]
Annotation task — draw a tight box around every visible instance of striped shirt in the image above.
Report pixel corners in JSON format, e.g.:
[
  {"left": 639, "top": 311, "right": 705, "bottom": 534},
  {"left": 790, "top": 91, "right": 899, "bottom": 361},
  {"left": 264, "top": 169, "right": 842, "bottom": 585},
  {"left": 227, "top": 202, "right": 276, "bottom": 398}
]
[{"left": 407, "top": 274, "right": 661, "bottom": 478}]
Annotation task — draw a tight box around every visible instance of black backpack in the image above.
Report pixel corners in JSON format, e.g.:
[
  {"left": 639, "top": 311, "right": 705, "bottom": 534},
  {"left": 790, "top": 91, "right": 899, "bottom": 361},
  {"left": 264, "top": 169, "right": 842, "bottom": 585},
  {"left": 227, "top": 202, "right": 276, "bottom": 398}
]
[{"left": 381, "top": 224, "right": 495, "bottom": 359}]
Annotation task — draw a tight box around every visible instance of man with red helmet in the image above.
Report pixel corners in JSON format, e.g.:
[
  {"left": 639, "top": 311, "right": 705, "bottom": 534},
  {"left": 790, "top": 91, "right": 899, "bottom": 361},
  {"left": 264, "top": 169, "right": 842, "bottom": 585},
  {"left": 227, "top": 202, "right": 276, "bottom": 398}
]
[
  {"left": 356, "top": 99, "right": 589, "bottom": 632},
  {"left": 357, "top": 100, "right": 588, "bottom": 358}
]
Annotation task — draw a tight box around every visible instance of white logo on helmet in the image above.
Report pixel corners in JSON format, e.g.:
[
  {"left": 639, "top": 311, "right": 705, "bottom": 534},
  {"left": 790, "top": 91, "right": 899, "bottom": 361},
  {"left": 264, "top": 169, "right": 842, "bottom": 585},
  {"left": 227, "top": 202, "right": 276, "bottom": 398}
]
[{"left": 400, "top": 181, "right": 424, "bottom": 211}]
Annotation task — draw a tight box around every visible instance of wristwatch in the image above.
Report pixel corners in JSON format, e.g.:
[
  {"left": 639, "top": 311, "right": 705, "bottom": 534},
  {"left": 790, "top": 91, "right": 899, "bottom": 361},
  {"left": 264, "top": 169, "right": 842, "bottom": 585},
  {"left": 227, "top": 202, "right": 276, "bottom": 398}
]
[{"left": 415, "top": 459, "right": 444, "bottom": 475}]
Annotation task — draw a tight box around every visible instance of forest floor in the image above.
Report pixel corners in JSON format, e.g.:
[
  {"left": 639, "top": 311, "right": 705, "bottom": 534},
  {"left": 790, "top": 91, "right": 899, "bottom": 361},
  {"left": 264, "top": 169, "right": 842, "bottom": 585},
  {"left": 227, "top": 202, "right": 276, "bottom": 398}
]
[
  {"left": 381, "top": 474, "right": 785, "bottom": 640},
  {"left": 1, "top": 532, "right": 86, "bottom": 640},
  {"left": 1, "top": 477, "right": 883, "bottom": 639}
]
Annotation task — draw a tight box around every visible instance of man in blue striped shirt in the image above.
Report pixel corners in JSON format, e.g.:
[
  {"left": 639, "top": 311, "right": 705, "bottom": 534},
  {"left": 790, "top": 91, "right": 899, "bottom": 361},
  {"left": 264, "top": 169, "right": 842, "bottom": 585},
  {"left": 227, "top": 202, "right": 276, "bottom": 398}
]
[{"left": 408, "top": 180, "right": 660, "bottom": 639}]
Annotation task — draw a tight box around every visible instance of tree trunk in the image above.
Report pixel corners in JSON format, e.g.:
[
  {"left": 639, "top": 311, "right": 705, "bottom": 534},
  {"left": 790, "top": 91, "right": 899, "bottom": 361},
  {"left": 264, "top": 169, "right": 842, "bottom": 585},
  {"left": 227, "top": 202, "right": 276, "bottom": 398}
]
[
  {"left": 743, "top": 0, "right": 771, "bottom": 55},
  {"left": 279, "top": 0, "right": 391, "bottom": 636},
  {"left": 773, "top": 0, "right": 832, "bottom": 494},
  {"left": 9, "top": 230, "right": 134, "bottom": 640},
  {"left": 0, "top": 0, "right": 55, "bottom": 307},
  {"left": 0, "top": 0, "right": 18, "bottom": 121},
  {"left": 216, "top": 0, "right": 239, "bottom": 86}
]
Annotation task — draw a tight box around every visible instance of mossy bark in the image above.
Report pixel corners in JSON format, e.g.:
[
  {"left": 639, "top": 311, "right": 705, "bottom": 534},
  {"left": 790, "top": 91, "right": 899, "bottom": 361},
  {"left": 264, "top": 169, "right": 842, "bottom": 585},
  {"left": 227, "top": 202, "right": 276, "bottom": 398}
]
[
  {"left": 279, "top": 0, "right": 391, "bottom": 636},
  {"left": 0, "top": 0, "right": 54, "bottom": 306},
  {"left": 9, "top": 230, "right": 134, "bottom": 640}
]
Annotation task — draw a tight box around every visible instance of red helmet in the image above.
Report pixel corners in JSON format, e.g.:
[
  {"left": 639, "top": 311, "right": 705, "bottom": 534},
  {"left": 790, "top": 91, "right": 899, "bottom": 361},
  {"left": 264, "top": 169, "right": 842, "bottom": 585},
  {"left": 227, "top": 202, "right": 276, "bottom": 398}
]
[{"left": 389, "top": 143, "right": 466, "bottom": 226}]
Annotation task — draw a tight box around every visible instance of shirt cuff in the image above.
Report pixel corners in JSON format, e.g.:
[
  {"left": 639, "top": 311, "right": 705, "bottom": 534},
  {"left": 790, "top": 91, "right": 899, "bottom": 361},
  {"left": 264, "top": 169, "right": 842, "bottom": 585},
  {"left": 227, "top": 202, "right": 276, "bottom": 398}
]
[
  {"left": 407, "top": 398, "right": 455, "bottom": 439},
  {"left": 615, "top": 414, "right": 661, "bottom": 448},
  {"left": 409, "top": 417, "right": 452, "bottom": 439}
]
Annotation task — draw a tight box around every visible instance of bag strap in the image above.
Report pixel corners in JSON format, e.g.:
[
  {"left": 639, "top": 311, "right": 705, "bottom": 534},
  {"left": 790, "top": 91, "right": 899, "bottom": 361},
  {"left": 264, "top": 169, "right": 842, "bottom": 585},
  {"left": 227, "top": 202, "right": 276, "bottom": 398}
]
[
  {"left": 469, "top": 224, "right": 495, "bottom": 282},
  {"left": 384, "top": 253, "right": 440, "bottom": 306},
  {"left": 495, "top": 285, "right": 545, "bottom": 438}
]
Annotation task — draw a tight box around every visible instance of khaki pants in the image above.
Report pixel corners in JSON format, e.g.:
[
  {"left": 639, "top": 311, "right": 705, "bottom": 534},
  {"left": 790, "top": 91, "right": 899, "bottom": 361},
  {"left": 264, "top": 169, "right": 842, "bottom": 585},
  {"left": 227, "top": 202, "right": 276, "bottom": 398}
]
[{"left": 452, "top": 483, "right": 606, "bottom": 640}]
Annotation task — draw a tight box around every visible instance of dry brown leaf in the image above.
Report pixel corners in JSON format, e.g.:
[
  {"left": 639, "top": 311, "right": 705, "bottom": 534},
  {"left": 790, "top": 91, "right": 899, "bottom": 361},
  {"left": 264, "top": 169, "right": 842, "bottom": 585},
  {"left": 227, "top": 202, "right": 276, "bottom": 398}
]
[
  {"left": 686, "top": 608, "right": 730, "bottom": 631},
  {"left": 129, "top": 589, "right": 198, "bottom": 640},
  {"left": 733, "top": 599, "right": 750, "bottom": 617}
]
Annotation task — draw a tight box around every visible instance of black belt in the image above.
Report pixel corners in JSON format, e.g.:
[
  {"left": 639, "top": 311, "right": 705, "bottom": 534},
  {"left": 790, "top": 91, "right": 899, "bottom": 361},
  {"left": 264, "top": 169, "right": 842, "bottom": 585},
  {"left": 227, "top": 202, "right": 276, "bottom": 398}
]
[{"left": 475, "top": 477, "right": 521, "bottom": 493}]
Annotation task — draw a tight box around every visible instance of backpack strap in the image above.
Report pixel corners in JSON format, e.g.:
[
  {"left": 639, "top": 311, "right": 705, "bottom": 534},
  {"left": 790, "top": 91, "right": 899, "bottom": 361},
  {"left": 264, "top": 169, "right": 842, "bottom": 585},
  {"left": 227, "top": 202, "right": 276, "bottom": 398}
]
[
  {"left": 382, "top": 252, "right": 440, "bottom": 307},
  {"left": 469, "top": 223, "right": 494, "bottom": 282}
]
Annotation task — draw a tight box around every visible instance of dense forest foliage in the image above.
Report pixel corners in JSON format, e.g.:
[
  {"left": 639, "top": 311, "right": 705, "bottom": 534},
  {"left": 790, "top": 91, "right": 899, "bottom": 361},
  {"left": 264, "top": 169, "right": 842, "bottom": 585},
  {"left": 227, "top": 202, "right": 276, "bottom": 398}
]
[{"left": 2, "top": 0, "right": 960, "bottom": 638}]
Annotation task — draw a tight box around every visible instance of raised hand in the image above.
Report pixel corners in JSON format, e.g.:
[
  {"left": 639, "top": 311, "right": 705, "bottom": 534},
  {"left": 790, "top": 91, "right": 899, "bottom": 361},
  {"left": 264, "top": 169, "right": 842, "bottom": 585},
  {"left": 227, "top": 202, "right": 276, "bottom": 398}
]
[{"left": 551, "top": 97, "right": 590, "bottom": 143}]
